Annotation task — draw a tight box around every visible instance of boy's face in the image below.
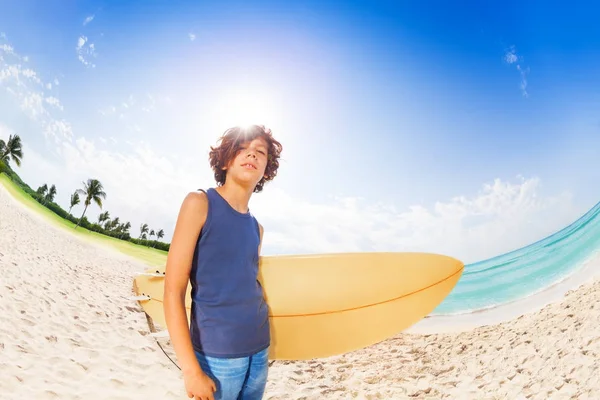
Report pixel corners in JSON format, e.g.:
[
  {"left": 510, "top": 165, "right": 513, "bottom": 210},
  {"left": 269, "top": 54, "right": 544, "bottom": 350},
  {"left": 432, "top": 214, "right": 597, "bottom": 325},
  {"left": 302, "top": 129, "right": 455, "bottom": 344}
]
[{"left": 225, "top": 137, "right": 269, "bottom": 187}]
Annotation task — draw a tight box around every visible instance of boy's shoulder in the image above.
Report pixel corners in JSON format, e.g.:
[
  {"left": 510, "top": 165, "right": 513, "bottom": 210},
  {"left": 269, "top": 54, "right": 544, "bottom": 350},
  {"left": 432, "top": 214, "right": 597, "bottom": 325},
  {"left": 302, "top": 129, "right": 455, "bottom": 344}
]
[
  {"left": 180, "top": 190, "right": 209, "bottom": 216},
  {"left": 186, "top": 189, "right": 208, "bottom": 202}
]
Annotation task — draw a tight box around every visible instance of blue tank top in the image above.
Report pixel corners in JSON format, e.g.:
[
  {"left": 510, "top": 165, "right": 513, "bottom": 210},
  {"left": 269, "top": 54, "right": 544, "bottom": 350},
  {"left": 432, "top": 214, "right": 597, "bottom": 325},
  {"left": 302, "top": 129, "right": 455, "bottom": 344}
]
[{"left": 189, "top": 188, "right": 270, "bottom": 358}]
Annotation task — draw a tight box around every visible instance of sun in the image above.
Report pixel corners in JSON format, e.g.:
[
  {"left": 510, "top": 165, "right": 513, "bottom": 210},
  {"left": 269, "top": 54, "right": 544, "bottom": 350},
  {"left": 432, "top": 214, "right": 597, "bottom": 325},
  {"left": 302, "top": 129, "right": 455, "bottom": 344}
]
[{"left": 212, "top": 87, "right": 283, "bottom": 133}]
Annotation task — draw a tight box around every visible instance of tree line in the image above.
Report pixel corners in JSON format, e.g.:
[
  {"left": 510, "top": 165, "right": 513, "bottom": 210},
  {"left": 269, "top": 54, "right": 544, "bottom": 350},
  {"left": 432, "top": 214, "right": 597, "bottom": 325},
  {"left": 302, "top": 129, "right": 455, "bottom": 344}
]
[{"left": 0, "top": 133, "right": 169, "bottom": 252}]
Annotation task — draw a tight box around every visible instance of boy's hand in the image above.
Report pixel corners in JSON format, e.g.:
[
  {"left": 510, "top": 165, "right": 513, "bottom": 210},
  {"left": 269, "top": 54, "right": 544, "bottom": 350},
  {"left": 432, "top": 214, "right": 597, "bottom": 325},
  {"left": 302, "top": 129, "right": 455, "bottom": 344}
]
[{"left": 183, "top": 370, "right": 216, "bottom": 400}]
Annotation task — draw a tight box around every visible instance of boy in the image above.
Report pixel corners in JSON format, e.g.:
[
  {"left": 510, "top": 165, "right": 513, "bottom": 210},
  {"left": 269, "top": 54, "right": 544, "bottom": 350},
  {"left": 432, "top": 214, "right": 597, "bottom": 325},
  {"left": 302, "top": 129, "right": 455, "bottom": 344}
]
[{"left": 164, "top": 125, "right": 283, "bottom": 400}]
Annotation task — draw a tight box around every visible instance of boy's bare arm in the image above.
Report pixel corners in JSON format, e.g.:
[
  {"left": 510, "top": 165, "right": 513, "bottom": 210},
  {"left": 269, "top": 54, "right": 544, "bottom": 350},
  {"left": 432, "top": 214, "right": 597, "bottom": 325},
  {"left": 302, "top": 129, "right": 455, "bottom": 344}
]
[{"left": 164, "top": 191, "right": 208, "bottom": 376}]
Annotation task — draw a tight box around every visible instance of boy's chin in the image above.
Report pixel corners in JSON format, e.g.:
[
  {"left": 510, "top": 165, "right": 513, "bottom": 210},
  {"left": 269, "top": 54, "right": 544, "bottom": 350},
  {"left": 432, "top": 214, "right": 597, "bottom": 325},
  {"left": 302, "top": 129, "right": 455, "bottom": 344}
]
[
  {"left": 231, "top": 174, "right": 262, "bottom": 187},
  {"left": 235, "top": 168, "right": 262, "bottom": 179}
]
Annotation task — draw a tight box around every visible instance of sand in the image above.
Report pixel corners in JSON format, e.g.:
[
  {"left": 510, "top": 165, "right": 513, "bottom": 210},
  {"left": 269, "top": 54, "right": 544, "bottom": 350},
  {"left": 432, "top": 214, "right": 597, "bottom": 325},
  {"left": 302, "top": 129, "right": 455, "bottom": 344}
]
[{"left": 1, "top": 182, "right": 600, "bottom": 400}]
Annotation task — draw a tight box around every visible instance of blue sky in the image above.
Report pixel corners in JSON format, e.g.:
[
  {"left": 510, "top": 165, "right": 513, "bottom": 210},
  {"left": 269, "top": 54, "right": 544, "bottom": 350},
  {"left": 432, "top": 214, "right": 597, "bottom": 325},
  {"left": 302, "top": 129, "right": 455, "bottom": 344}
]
[{"left": 1, "top": 0, "right": 599, "bottom": 263}]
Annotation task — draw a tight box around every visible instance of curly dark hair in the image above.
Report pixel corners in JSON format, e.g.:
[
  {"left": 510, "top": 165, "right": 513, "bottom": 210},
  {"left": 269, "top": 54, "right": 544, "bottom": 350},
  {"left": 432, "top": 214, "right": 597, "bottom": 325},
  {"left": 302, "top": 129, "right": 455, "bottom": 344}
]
[{"left": 209, "top": 125, "right": 283, "bottom": 193}]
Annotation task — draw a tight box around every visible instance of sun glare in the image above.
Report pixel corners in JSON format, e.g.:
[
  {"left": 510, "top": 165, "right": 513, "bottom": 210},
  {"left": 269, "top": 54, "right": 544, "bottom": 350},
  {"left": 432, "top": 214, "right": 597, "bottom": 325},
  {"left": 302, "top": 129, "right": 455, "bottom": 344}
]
[{"left": 212, "top": 88, "right": 283, "bottom": 133}]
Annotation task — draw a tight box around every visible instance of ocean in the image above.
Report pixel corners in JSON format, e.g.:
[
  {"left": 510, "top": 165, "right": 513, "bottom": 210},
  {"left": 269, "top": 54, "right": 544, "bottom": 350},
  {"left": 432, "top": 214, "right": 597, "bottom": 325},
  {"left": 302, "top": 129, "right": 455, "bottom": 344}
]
[{"left": 431, "top": 200, "right": 600, "bottom": 317}]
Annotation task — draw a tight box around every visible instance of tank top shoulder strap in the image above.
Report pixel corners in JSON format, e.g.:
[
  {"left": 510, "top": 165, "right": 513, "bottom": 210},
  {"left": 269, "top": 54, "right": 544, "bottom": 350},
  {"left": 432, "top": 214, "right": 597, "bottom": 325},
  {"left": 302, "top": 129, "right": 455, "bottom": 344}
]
[
  {"left": 195, "top": 188, "right": 213, "bottom": 235},
  {"left": 196, "top": 187, "right": 214, "bottom": 201},
  {"left": 197, "top": 187, "right": 219, "bottom": 198}
]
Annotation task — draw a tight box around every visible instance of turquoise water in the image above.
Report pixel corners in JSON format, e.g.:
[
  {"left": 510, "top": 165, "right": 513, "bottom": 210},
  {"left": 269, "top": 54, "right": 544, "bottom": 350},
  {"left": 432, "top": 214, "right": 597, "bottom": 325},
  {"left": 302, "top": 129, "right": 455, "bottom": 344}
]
[{"left": 432, "top": 201, "right": 600, "bottom": 315}]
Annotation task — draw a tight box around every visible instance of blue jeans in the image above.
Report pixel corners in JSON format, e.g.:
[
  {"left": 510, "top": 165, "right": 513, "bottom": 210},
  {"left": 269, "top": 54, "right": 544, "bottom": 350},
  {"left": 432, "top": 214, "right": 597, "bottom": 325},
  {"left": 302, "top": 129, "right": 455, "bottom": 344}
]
[{"left": 194, "top": 347, "right": 269, "bottom": 400}]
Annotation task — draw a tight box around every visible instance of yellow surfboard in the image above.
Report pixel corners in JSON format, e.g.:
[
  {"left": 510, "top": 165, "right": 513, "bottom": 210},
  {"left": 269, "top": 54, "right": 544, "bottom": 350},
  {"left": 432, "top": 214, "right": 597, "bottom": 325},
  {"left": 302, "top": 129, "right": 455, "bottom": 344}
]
[{"left": 133, "top": 252, "right": 463, "bottom": 360}]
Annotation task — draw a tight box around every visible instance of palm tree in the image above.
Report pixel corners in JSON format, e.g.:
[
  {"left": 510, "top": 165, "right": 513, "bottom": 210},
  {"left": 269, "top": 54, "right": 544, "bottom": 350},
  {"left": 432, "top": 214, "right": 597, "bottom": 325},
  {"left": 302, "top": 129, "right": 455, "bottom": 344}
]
[
  {"left": 119, "top": 221, "right": 131, "bottom": 239},
  {"left": 68, "top": 192, "right": 80, "bottom": 215},
  {"left": 106, "top": 217, "right": 120, "bottom": 231},
  {"left": 42, "top": 184, "right": 57, "bottom": 205},
  {"left": 149, "top": 228, "right": 165, "bottom": 248},
  {"left": 148, "top": 229, "right": 156, "bottom": 247},
  {"left": 36, "top": 184, "right": 47, "bottom": 195},
  {"left": 98, "top": 211, "right": 110, "bottom": 228},
  {"left": 0, "top": 134, "right": 23, "bottom": 168},
  {"left": 139, "top": 223, "right": 149, "bottom": 239},
  {"left": 74, "top": 179, "right": 107, "bottom": 229}
]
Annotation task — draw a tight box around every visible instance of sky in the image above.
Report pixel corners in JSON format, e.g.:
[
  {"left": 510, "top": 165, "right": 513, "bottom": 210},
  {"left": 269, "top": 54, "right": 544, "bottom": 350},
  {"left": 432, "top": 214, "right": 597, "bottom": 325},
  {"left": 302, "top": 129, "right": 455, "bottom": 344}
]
[{"left": 1, "top": 0, "right": 600, "bottom": 263}]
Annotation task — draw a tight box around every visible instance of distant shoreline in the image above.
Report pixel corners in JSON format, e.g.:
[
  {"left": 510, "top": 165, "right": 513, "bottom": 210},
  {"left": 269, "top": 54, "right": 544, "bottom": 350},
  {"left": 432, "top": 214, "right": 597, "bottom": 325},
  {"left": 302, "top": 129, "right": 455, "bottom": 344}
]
[{"left": 408, "top": 250, "right": 600, "bottom": 334}]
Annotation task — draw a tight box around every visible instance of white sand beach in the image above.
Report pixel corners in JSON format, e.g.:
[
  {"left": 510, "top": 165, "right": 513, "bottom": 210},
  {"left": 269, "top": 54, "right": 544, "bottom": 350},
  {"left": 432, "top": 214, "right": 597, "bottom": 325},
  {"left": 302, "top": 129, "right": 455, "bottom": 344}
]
[{"left": 1, "top": 182, "right": 600, "bottom": 400}]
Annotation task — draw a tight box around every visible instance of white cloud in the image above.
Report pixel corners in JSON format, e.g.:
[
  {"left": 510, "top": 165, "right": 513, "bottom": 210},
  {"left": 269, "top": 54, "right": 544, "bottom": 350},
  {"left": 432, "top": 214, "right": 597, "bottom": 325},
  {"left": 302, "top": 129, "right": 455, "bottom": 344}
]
[
  {"left": 0, "top": 65, "right": 18, "bottom": 83},
  {"left": 20, "top": 92, "right": 48, "bottom": 120},
  {"left": 516, "top": 64, "right": 530, "bottom": 98},
  {"left": 21, "top": 68, "right": 41, "bottom": 85},
  {"left": 0, "top": 44, "right": 15, "bottom": 55},
  {"left": 189, "top": 33, "right": 196, "bottom": 41},
  {"left": 44, "top": 119, "right": 73, "bottom": 143},
  {"left": 98, "top": 105, "right": 117, "bottom": 116},
  {"left": 504, "top": 45, "right": 529, "bottom": 98},
  {"left": 98, "top": 93, "right": 166, "bottom": 125},
  {"left": 1, "top": 38, "right": 74, "bottom": 154},
  {"left": 251, "top": 176, "right": 578, "bottom": 264},
  {"left": 83, "top": 15, "right": 95, "bottom": 26},
  {"left": 0, "top": 52, "right": 52, "bottom": 125},
  {"left": 141, "top": 93, "right": 156, "bottom": 113},
  {"left": 76, "top": 36, "right": 97, "bottom": 68},
  {"left": 45, "top": 96, "right": 63, "bottom": 110},
  {"left": 504, "top": 49, "right": 518, "bottom": 64}
]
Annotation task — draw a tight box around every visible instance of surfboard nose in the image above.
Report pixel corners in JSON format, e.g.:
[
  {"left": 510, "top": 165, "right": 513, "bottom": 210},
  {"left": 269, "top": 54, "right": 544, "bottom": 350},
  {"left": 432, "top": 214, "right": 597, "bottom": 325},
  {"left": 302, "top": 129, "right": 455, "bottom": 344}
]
[{"left": 260, "top": 252, "right": 464, "bottom": 360}]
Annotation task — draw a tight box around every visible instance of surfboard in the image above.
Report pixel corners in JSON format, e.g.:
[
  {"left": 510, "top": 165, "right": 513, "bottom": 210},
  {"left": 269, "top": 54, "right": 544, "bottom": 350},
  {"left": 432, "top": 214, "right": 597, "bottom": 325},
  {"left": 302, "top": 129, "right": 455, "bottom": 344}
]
[{"left": 133, "top": 252, "right": 463, "bottom": 360}]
